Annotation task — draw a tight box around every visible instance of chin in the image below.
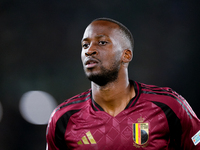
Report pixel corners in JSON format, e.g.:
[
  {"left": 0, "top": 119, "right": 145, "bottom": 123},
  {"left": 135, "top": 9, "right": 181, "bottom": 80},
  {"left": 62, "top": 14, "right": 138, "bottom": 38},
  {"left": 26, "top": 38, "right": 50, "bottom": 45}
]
[
  {"left": 87, "top": 73, "right": 118, "bottom": 87},
  {"left": 84, "top": 64, "right": 119, "bottom": 86},
  {"left": 85, "top": 69, "right": 100, "bottom": 78}
]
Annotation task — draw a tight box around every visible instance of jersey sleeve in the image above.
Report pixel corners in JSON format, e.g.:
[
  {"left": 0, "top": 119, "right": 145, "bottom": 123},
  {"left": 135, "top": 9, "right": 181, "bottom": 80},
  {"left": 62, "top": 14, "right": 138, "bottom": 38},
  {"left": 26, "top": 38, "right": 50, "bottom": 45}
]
[
  {"left": 46, "top": 109, "right": 60, "bottom": 150},
  {"left": 175, "top": 94, "right": 200, "bottom": 149},
  {"left": 46, "top": 106, "right": 73, "bottom": 150}
]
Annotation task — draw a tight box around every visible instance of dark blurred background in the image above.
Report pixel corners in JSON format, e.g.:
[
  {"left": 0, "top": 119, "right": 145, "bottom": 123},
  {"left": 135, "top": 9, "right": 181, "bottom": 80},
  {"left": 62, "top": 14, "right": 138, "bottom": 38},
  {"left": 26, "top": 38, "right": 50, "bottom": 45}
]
[{"left": 0, "top": 0, "right": 200, "bottom": 149}]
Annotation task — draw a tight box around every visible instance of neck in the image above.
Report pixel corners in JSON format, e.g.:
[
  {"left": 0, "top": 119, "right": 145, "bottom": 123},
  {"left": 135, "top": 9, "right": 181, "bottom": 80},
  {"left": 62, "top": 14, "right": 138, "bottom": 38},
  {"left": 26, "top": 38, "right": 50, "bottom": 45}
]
[{"left": 91, "top": 71, "right": 135, "bottom": 117}]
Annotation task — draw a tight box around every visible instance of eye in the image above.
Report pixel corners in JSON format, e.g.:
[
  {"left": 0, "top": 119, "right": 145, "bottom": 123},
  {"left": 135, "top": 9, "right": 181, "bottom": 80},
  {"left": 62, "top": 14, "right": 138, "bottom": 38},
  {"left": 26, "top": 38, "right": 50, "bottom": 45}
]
[
  {"left": 99, "top": 41, "right": 108, "bottom": 45},
  {"left": 82, "top": 43, "right": 89, "bottom": 49}
]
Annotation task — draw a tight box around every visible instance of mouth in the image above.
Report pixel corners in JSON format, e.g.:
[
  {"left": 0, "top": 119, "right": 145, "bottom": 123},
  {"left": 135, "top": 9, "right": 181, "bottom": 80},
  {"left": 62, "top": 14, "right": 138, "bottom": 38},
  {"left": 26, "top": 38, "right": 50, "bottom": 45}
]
[{"left": 84, "top": 58, "right": 99, "bottom": 69}]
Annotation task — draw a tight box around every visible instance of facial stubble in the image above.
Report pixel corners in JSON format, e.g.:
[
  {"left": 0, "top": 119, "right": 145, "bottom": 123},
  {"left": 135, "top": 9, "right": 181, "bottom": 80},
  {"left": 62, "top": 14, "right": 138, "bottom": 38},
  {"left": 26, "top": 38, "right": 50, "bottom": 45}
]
[{"left": 85, "top": 61, "right": 120, "bottom": 86}]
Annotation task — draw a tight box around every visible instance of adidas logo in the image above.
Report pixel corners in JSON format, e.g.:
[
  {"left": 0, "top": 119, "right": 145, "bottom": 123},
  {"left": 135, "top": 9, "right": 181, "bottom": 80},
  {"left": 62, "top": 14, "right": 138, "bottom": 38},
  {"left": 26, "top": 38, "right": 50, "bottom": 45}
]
[{"left": 77, "top": 131, "right": 96, "bottom": 145}]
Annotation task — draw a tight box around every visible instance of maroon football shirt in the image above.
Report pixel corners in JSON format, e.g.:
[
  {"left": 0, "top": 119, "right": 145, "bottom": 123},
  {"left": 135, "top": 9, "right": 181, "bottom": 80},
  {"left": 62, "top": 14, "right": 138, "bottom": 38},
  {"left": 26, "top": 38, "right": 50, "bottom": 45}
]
[{"left": 46, "top": 81, "right": 200, "bottom": 149}]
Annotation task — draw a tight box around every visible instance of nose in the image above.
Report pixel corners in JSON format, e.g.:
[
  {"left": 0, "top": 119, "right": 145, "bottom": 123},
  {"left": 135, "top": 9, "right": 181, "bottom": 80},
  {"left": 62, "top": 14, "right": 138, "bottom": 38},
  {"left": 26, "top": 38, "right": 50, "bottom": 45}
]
[
  {"left": 85, "top": 44, "right": 98, "bottom": 56},
  {"left": 85, "top": 51, "right": 97, "bottom": 56}
]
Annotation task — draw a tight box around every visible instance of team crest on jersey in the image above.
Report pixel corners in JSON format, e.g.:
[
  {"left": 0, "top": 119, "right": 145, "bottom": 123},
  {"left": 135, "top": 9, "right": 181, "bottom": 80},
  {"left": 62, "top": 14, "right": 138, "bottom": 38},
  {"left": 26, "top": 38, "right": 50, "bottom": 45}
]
[{"left": 133, "top": 116, "right": 149, "bottom": 148}]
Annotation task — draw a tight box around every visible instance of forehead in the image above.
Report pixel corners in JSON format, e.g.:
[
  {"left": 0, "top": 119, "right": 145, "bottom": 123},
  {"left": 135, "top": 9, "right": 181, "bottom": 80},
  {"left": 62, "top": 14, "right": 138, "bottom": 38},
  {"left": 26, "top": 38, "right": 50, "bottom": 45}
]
[{"left": 82, "top": 20, "right": 121, "bottom": 40}]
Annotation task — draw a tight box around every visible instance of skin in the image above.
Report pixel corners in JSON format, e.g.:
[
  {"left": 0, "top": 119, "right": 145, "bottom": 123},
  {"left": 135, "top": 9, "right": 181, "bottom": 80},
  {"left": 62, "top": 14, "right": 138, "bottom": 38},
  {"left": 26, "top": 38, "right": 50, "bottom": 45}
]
[{"left": 81, "top": 20, "right": 135, "bottom": 117}]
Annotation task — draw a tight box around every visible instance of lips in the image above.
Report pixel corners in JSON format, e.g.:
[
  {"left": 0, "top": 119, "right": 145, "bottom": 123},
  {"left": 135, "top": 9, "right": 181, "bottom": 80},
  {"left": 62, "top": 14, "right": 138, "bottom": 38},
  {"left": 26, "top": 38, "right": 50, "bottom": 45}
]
[{"left": 84, "top": 57, "right": 99, "bottom": 69}]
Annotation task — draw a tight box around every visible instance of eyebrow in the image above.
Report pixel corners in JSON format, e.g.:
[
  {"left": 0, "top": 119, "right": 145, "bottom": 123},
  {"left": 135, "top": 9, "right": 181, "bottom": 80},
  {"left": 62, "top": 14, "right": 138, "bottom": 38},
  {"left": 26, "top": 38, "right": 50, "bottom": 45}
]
[
  {"left": 95, "top": 34, "right": 108, "bottom": 38},
  {"left": 81, "top": 34, "right": 109, "bottom": 42}
]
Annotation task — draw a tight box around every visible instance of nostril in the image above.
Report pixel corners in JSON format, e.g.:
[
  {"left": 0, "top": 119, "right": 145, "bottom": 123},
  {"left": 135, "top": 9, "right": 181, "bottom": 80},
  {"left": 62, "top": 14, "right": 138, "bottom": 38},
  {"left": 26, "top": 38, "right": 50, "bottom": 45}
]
[
  {"left": 85, "top": 51, "right": 97, "bottom": 56},
  {"left": 92, "top": 51, "right": 97, "bottom": 55}
]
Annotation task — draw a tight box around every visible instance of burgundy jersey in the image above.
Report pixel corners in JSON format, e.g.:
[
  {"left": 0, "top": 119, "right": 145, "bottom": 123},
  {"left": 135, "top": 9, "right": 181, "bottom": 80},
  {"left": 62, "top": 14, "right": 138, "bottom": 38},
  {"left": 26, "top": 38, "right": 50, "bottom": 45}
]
[{"left": 46, "top": 81, "right": 200, "bottom": 150}]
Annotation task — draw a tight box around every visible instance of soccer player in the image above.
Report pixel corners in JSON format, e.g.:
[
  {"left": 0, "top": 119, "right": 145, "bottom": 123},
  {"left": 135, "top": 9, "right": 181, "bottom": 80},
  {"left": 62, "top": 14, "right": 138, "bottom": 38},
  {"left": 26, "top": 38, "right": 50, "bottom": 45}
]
[{"left": 46, "top": 18, "right": 200, "bottom": 149}]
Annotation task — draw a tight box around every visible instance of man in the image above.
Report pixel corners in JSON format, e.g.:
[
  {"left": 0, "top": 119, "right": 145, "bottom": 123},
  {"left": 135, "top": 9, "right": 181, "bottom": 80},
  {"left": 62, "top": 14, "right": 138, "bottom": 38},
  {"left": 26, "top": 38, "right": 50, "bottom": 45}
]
[{"left": 46, "top": 18, "right": 200, "bottom": 149}]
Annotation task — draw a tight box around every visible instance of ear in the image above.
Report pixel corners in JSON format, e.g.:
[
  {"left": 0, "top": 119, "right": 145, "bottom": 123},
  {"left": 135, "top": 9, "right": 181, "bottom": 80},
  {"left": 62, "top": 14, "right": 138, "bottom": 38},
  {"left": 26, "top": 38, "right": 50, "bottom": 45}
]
[{"left": 122, "top": 49, "right": 133, "bottom": 63}]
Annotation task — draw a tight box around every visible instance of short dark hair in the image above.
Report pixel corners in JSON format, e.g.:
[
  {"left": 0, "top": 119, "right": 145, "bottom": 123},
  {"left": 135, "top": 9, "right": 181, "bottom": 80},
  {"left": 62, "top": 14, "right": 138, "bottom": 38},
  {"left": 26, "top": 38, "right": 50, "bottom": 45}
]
[{"left": 91, "top": 18, "right": 134, "bottom": 51}]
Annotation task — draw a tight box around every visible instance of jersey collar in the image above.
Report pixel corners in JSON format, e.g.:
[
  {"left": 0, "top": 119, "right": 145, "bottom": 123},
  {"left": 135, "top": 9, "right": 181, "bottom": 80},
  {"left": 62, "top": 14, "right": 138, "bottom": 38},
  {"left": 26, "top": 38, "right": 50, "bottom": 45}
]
[{"left": 91, "top": 80, "right": 141, "bottom": 111}]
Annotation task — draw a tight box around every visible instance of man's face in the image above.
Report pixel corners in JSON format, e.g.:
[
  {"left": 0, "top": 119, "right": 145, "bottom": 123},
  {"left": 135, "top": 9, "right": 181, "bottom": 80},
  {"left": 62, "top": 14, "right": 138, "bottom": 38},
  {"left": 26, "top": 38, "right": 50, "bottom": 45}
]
[{"left": 81, "top": 20, "right": 124, "bottom": 86}]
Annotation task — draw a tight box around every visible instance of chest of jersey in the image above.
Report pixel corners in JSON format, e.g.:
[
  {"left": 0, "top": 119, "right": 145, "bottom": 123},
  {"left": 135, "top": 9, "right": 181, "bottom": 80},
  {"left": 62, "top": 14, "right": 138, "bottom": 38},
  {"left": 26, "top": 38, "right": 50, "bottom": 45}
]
[{"left": 64, "top": 101, "right": 170, "bottom": 150}]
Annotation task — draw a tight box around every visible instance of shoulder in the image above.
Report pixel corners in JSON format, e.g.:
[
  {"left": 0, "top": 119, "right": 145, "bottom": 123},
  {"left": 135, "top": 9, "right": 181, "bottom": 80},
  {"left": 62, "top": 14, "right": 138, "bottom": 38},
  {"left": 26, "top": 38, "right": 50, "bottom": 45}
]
[
  {"left": 138, "top": 81, "right": 179, "bottom": 99},
  {"left": 46, "top": 89, "right": 92, "bottom": 149},
  {"left": 49, "top": 89, "right": 92, "bottom": 124},
  {"left": 137, "top": 81, "right": 196, "bottom": 119},
  {"left": 60, "top": 89, "right": 91, "bottom": 110},
  {"left": 139, "top": 81, "right": 183, "bottom": 102}
]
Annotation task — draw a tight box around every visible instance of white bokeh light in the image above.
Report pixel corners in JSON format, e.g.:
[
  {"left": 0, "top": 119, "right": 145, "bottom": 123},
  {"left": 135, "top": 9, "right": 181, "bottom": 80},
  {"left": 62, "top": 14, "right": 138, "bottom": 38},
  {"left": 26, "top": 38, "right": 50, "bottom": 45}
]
[
  {"left": 19, "top": 91, "right": 57, "bottom": 125},
  {"left": 0, "top": 102, "right": 3, "bottom": 122}
]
